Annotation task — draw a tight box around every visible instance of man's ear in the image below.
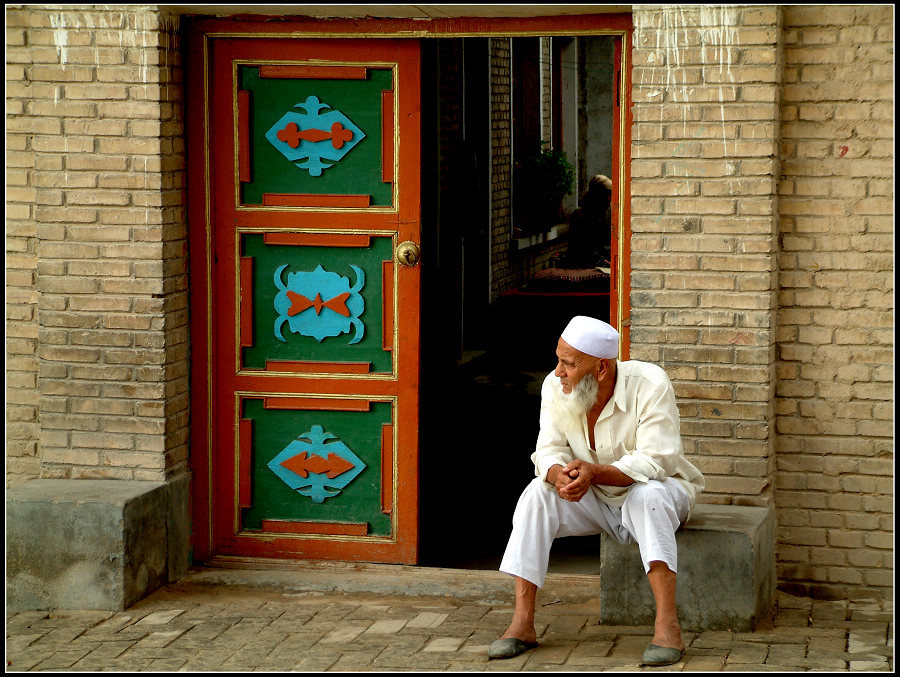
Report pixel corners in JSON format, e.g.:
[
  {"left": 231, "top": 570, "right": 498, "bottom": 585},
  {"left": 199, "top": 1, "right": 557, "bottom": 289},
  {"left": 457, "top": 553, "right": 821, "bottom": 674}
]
[{"left": 600, "top": 358, "right": 616, "bottom": 381}]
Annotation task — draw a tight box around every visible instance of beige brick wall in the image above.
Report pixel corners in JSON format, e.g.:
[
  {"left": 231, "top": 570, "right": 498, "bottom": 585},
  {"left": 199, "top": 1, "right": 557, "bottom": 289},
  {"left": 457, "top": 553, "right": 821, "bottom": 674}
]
[
  {"left": 630, "top": 5, "right": 783, "bottom": 509},
  {"left": 489, "top": 37, "right": 515, "bottom": 299},
  {"left": 632, "top": 4, "right": 893, "bottom": 600},
  {"left": 490, "top": 36, "right": 569, "bottom": 300},
  {"left": 540, "top": 37, "right": 552, "bottom": 145},
  {"left": 6, "top": 5, "right": 189, "bottom": 485},
  {"left": 7, "top": 9, "right": 40, "bottom": 484},
  {"left": 775, "top": 4, "right": 893, "bottom": 599}
]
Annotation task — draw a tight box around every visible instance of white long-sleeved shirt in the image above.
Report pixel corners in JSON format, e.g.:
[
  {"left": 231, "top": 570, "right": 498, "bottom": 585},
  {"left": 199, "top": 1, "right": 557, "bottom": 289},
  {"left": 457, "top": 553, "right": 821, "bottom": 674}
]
[{"left": 531, "top": 360, "right": 705, "bottom": 514}]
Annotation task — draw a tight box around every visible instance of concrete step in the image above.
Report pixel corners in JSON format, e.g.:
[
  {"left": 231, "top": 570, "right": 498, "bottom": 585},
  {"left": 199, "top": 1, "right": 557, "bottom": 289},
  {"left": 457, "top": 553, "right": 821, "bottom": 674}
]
[{"left": 190, "top": 558, "right": 604, "bottom": 607}]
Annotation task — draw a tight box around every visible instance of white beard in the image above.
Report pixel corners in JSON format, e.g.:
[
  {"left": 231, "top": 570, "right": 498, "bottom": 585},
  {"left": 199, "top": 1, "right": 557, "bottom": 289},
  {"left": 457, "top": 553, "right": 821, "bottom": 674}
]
[{"left": 550, "top": 373, "right": 599, "bottom": 434}]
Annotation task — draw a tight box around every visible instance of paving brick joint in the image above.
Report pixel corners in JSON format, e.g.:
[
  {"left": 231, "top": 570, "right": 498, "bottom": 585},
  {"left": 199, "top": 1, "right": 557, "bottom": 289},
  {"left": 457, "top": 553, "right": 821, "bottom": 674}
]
[{"left": 5, "top": 569, "right": 893, "bottom": 672}]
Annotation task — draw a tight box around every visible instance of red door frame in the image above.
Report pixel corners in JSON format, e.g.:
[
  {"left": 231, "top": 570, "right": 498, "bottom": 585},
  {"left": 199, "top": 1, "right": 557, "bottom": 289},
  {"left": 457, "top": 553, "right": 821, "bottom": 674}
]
[
  {"left": 186, "top": 12, "right": 633, "bottom": 564},
  {"left": 610, "top": 33, "right": 634, "bottom": 358}
]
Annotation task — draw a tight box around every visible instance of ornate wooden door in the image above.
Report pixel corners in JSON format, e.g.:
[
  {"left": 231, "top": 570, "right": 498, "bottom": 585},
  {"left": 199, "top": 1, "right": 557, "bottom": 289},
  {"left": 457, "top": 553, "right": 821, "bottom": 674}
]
[{"left": 199, "top": 37, "right": 420, "bottom": 563}]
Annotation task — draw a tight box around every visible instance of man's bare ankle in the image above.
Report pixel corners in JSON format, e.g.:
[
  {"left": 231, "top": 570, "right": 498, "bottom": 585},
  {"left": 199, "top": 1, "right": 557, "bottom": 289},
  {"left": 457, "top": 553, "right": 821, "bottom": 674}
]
[{"left": 501, "top": 622, "right": 537, "bottom": 643}]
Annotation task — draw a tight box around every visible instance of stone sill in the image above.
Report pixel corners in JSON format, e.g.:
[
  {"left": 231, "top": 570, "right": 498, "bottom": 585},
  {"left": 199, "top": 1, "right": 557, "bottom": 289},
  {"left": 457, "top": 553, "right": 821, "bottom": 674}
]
[{"left": 514, "top": 222, "right": 569, "bottom": 250}]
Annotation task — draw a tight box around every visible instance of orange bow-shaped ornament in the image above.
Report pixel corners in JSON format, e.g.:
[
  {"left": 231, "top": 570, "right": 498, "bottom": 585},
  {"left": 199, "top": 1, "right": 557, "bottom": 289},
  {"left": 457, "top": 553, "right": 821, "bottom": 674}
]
[{"left": 285, "top": 290, "right": 351, "bottom": 317}]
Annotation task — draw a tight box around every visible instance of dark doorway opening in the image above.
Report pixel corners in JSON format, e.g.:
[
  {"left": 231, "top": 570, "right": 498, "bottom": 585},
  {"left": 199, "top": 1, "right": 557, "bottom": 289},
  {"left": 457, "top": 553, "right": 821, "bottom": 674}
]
[{"left": 419, "top": 35, "right": 618, "bottom": 574}]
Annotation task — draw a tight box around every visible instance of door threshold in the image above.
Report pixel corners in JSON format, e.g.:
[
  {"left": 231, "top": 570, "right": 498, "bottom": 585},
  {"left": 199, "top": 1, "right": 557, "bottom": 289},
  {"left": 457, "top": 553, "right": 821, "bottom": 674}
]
[{"left": 190, "top": 556, "right": 603, "bottom": 605}]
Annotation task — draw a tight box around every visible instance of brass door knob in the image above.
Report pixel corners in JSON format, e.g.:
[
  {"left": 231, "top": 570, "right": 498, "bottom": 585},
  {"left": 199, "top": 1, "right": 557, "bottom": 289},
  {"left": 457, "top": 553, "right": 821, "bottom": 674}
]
[{"left": 395, "top": 241, "right": 420, "bottom": 267}]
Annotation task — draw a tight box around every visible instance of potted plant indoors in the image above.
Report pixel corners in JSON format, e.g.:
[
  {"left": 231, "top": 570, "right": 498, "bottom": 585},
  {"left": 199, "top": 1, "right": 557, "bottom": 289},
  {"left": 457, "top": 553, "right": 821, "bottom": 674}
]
[{"left": 514, "top": 142, "right": 575, "bottom": 238}]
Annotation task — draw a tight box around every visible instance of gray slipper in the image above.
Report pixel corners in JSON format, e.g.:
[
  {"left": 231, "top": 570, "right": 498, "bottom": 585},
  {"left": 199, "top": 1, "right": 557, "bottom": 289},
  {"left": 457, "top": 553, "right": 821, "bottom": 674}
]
[
  {"left": 488, "top": 637, "right": 539, "bottom": 659},
  {"left": 641, "top": 643, "right": 685, "bottom": 666}
]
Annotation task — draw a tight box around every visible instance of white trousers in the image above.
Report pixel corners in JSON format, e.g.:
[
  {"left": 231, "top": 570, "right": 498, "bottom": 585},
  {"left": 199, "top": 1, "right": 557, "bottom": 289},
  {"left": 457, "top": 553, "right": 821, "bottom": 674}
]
[{"left": 499, "top": 477, "right": 691, "bottom": 588}]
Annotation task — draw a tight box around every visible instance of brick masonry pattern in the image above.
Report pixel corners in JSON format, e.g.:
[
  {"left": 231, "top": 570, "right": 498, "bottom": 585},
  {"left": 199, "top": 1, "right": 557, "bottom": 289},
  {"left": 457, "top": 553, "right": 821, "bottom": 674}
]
[
  {"left": 629, "top": 4, "right": 892, "bottom": 600},
  {"left": 6, "top": 6, "right": 189, "bottom": 484},
  {"left": 774, "top": 5, "right": 893, "bottom": 598}
]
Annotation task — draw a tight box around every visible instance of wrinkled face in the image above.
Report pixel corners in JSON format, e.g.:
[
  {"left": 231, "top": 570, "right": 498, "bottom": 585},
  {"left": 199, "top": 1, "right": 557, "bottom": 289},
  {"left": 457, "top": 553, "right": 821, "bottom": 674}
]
[{"left": 554, "top": 338, "right": 601, "bottom": 394}]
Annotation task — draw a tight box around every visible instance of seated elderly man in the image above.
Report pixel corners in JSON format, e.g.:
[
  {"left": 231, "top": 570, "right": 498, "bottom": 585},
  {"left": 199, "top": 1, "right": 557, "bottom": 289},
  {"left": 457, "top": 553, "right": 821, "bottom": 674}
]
[{"left": 488, "top": 316, "right": 705, "bottom": 667}]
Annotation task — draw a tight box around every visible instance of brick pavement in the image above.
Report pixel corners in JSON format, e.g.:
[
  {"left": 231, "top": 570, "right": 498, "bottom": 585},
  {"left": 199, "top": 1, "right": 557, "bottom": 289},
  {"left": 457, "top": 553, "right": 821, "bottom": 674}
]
[{"left": 6, "top": 572, "right": 893, "bottom": 672}]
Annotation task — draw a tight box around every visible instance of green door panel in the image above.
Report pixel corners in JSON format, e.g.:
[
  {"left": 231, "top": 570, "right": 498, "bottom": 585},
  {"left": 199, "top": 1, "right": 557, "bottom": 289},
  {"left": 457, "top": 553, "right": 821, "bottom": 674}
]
[
  {"left": 239, "top": 65, "right": 393, "bottom": 206},
  {"left": 241, "top": 397, "right": 393, "bottom": 536},
  {"left": 241, "top": 233, "right": 393, "bottom": 373}
]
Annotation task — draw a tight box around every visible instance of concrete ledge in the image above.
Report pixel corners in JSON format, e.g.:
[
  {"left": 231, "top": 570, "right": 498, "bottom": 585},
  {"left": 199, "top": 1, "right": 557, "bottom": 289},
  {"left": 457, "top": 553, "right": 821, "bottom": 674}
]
[
  {"left": 6, "top": 478, "right": 190, "bottom": 612},
  {"left": 599, "top": 504, "right": 775, "bottom": 632},
  {"left": 189, "top": 559, "right": 604, "bottom": 607}
]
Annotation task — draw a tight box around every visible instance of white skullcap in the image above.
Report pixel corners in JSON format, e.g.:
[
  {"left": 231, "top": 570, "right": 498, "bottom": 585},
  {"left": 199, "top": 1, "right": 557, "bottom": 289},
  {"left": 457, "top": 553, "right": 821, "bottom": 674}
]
[{"left": 561, "top": 316, "right": 619, "bottom": 358}]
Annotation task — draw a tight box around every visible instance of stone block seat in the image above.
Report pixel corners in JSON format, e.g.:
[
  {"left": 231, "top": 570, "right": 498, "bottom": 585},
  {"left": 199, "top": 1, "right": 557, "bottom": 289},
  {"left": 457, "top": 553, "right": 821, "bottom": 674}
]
[
  {"left": 6, "top": 478, "right": 189, "bottom": 612},
  {"left": 599, "top": 503, "right": 775, "bottom": 632}
]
